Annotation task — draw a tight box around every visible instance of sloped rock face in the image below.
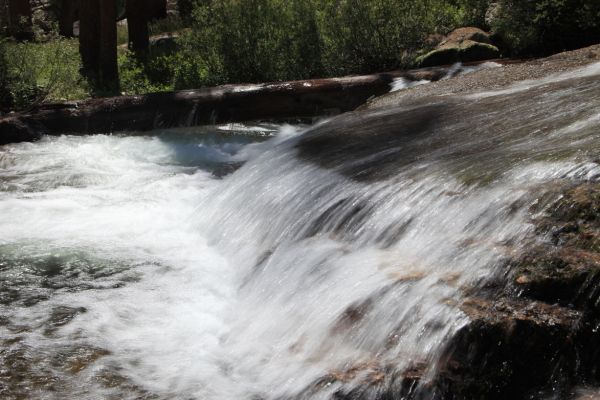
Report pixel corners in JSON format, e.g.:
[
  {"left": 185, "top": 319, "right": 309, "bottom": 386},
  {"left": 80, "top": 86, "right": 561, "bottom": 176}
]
[
  {"left": 430, "top": 182, "right": 600, "bottom": 399},
  {"left": 321, "top": 181, "right": 600, "bottom": 400},
  {"left": 431, "top": 298, "right": 589, "bottom": 399},
  {"left": 511, "top": 183, "right": 600, "bottom": 311}
]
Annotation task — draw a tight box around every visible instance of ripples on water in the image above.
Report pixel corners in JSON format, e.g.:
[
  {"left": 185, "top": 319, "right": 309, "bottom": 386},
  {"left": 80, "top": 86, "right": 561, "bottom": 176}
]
[{"left": 0, "top": 63, "right": 599, "bottom": 399}]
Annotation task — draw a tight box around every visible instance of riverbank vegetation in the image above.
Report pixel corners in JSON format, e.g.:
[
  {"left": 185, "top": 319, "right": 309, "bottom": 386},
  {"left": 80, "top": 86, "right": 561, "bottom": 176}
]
[{"left": 0, "top": 0, "right": 599, "bottom": 111}]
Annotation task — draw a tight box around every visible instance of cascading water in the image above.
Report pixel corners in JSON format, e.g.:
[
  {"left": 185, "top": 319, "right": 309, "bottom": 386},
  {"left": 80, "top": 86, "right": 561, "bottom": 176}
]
[{"left": 1, "top": 63, "right": 600, "bottom": 400}]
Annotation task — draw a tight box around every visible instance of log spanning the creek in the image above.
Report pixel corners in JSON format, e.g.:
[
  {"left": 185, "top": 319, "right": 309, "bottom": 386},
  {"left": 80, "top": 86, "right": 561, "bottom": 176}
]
[{"left": 0, "top": 74, "right": 403, "bottom": 145}]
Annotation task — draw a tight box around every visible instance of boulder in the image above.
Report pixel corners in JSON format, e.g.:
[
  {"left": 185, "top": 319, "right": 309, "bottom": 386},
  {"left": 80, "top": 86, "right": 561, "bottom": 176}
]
[
  {"left": 149, "top": 33, "right": 180, "bottom": 54},
  {"left": 511, "top": 246, "right": 600, "bottom": 310},
  {"left": 439, "top": 27, "right": 492, "bottom": 46},
  {"left": 510, "top": 183, "right": 600, "bottom": 310},
  {"left": 432, "top": 297, "right": 589, "bottom": 400},
  {"left": 417, "top": 27, "right": 500, "bottom": 67}
]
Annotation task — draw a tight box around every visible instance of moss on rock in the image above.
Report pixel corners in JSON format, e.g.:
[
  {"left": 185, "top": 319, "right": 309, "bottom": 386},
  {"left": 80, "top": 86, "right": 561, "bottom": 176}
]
[{"left": 418, "top": 39, "right": 500, "bottom": 67}]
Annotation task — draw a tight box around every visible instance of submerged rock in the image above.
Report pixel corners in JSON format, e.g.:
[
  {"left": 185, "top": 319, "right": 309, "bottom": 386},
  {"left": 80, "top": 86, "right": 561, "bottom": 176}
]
[
  {"left": 511, "top": 183, "right": 600, "bottom": 310},
  {"left": 432, "top": 297, "right": 585, "bottom": 400},
  {"left": 434, "top": 182, "right": 600, "bottom": 399}
]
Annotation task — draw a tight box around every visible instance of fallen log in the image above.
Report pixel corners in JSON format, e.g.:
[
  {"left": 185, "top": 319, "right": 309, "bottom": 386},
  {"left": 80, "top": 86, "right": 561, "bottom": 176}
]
[{"left": 0, "top": 74, "right": 396, "bottom": 145}]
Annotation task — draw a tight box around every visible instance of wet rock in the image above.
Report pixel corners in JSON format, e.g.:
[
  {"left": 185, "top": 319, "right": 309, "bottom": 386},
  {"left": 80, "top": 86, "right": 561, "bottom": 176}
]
[
  {"left": 369, "top": 43, "right": 600, "bottom": 109},
  {"left": 510, "top": 183, "right": 600, "bottom": 310},
  {"left": 510, "top": 245, "right": 600, "bottom": 310},
  {"left": 547, "top": 183, "right": 600, "bottom": 225},
  {"left": 211, "top": 161, "right": 244, "bottom": 178},
  {"left": 0, "top": 116, "right": 43, "bottom": 146},
  {"left": 43, "top": 306, "right": 87, "bottom": 336},
  {"left": 431, "top": 297, "right": 584, "bottom": 400},
  {"left": 63, "top": 347, "right": 110, "bottom": 374},
  {"left": 458, "top": 181, "right": 600, "bottom": 397}
]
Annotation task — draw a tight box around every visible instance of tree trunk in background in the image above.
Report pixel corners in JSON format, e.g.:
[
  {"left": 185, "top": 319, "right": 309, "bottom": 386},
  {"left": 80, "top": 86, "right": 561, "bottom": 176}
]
[
  {"left": 80, "top": 0, "right": 119, "bottom": 95},
  {"left": 79, "top": 0, "right": 100, "bottom": 78},
  {"left": 58, "top": 0, "right": 78, "bottom": 37},
  {"left": 125, "top": 0, "right": 149, "bottom": 54},
  {"left": 149, "top": 0, "right": 167, "bottom": 20},
  {"left": 7, "top": 0, "right": 32, "bottom": 40},
  {"left": 148, "top": 0, "right": 167, "bottom": 20},
  {"left": 98, "top": 0, "right": 119, "bottom": 94}
]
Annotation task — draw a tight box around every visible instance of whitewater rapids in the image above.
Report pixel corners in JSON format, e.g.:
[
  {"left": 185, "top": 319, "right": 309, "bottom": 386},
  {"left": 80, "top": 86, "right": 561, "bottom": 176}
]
[{"left": 1, "top": 62, "right": 600, "bottom": 399}]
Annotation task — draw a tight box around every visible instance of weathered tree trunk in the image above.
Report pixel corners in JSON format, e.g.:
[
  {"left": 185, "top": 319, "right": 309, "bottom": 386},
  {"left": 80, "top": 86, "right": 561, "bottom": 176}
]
[
  {"left": 148, "top": 0, "right": 167, "bottom": 21},
  {"left": 125, "top": 0, "right": 149, "bottom": 54},
  {"left": 58, "top": 0, "right": 78, "bottom": 37},
  {"left": 79, "top": 0, "right": 100, "bottom": 77},
  {"left": 0, "top": 73, "right": 396, "bottom": 144},
  {"left": 7, "top": 0, "right": 32, "bottom": 40},
  {"left": 98, "top": 0, "right": 119, "bottom": 94}
]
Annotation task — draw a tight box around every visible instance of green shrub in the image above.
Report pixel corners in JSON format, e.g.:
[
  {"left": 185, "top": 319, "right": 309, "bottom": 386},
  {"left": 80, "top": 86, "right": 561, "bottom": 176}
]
[
  {"left": 149, "top": 15, "right": 189, "bottom": 36},
  {"left": 173, "top": 0, "right": 474, "bottom": 87},
  {"left": 491, "top": 0, "right": 600, "bottom": 56},
  {"left": 117, "top": 22, "right": 129, "bottom": 46},
  {"left": 182, "top": 0, "right": 323, "bottom": 85},
  {"left": 3, "top": 36, "right": 88, "bottom": 110},
  {"left": 316, "top": 0, "right": 462, "bottom": 75},
  {"left": 118, "top": 49, "right": 173, "bottom": 94},
  {"left": 0, "top": 40, "right": 11, "bottom": 111},
  {"left": 454, "top": 0, "right": 490, "bottom": 27}
]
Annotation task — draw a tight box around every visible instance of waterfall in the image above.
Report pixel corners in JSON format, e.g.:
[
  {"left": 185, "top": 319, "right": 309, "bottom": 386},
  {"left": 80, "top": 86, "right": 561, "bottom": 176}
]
[{"left": 0, "top": 63, "right": 599, "bottom": 399}]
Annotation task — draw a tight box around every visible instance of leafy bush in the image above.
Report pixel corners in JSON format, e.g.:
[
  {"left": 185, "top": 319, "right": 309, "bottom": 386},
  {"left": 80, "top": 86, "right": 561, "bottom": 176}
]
[
  {"left": 116, "top": 22, "right": 129, "bottom": 46},
  {"left": 491, "top": 0, "right": 600, "bottom": 56},
  {"left": 118, "top": 48, "right": 174, "bottom": 94},
  {"left": 454, "top": 0, "right": 490, "bottom": 27},
  {"left": 172, "top": 0, "right": 476, "bottom": 87},
  {"left": 178, "top": 0, "right": 323, "bottom": 85},
  {"left": 316, "top": 0, "right": 462, "bottom": 75},
  {"left": 3, "top": 36, "right": 88, "bottom": 110},
  {"left": 0, "top": 40, "right": 11, "bottom": 111},
  {"left": 149, "top": 15, "right": 189, "bottom": 36}
]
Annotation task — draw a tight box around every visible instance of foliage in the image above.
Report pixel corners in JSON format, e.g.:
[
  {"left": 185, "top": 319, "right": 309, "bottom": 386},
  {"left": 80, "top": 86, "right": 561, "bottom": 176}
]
[
  {"left": 117, "top": 22, "right": 129, "bottom": 46},
  {"left": 2, "top": 36, "right": 88, "bottom": 110},
  {"left": 9, "top": 0, "right": 599, "bottom": 104},
  {"left": 170, "top": 0, "right": 481, "bottom": 87},
  {"left": 453, "top": 0, "right": 490, "bottom": 27},
  {"left": 178, "top": 0, "right": 323, "bottom": 85},
  {"left": 176, "top": 0, "right": 196, "bottom": 18},
  {"left": 491, "top": 0, "right": 600, "bottom": 56},
  {"left": 315, "top": 0, "right": 462, "bottom": 76},
  {"left": 118, "top": 49, "right": 173, "bottom": 94},
  {"left": 149, "top": 15, "right": 189, "bottom": 36},
  {"left": 0, "top": 40, "right": 11, "bottom": 111}
]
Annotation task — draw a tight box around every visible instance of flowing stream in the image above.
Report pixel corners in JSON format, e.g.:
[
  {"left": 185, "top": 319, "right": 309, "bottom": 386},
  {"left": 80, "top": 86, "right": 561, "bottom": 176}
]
[{"left": 1, "top": 63, "right": 600, "bottom": 399}]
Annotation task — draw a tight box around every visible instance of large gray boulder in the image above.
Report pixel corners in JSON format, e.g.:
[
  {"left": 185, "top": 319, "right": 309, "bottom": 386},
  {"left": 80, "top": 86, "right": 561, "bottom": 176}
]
[{"left": 417, "top": 27, "right": 500, "bottom": 67}]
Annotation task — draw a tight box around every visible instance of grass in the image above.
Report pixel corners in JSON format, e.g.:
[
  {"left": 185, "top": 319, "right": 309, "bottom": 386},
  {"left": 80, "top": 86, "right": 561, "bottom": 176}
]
[{"left": 2, "top": 37, "right": 89, "bottom": 109}]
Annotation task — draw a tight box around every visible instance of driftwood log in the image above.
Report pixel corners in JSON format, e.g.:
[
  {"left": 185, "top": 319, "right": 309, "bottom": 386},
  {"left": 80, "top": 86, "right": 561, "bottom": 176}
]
[
  {"left": 0, "top": 65, "right": 461, "bottom": 145},
  {"left": 0, "top": 75, "right": 398, "bottom": 145}
]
